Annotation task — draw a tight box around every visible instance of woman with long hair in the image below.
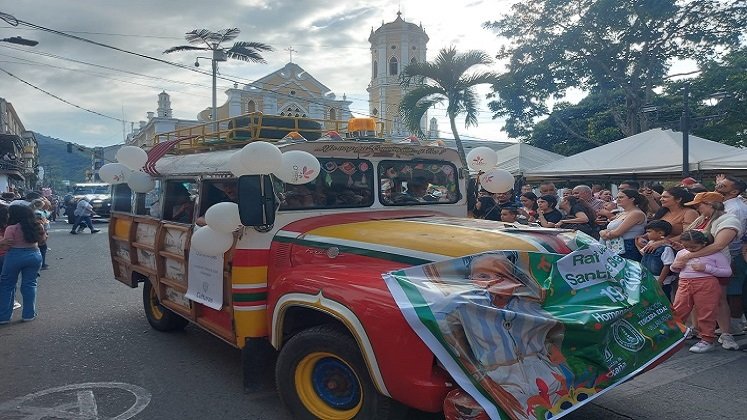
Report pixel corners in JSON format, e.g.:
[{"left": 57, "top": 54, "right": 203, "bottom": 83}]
[
  {"left": 0, "top": 205, "right": 45, "bottom": 323},
  {"left": 599, "top": 189, "right": 648, "bottom": 261},
  {"left": 672, "top": 192, "right": 742, "bottom": 350},
  {"left": 557, "top": 196, "right": 598, "bottom": 238},
  {"left": 0, "top": 206, "right": 16, "bottom": 311},
  {"left": 518, "top": 192, "right": 539, "bottom": 223},
  {"left": 639, "top": 187, "right": 699, "bottom": 253}
]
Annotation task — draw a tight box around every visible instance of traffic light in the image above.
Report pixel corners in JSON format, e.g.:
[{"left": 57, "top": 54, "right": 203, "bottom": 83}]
[{"left": 67, "top": 142, "right": 72, "bottom": 153}]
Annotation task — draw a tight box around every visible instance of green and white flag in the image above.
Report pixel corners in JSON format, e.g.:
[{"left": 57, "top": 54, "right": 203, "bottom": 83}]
[{"left": 383, "top": 234, "right": 684, "bottom": 420}]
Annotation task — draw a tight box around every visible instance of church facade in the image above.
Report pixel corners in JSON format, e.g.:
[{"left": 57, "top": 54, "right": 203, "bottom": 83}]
[{"left": 128, "top": 63, "right": 353, "bottom": 148}]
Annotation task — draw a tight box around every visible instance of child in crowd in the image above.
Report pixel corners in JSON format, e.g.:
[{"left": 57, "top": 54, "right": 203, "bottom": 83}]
[
  {"left": 670, "top": 230, "right": 733, "bottom": 353},
  {"left": 638, "top": 220, "right": 676, "bottom": 301}
]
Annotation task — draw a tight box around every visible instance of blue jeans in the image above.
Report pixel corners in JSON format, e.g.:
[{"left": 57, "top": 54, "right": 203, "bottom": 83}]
[
  {"left": 0, "top": 247, "right": 43, "bottom": 321},
  {"left": 73, "top": 215, "right": 94, "bottom": 232}
]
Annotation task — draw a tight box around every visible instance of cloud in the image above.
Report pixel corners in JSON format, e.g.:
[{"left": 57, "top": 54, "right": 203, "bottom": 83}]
[{"left": 2, "top": 0, "right": 511, "bottom": 146}]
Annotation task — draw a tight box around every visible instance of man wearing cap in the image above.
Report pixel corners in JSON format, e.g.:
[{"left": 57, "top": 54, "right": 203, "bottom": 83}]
[
  {"left": 715, "top": 175, "right": 747, "bottom": 332},
  {"left": 680, "top": 177, "right": 698, "bottom": 187}
]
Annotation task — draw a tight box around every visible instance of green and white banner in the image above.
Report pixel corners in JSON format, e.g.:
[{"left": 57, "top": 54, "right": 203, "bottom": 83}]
[{"left": 383, "top": 234, "right": 684, "bottom": 420}]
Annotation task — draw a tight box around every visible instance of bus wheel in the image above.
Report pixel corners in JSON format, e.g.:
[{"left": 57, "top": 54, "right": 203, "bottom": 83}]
[
  {"left": 276, "top": 325, "right": 401, "bottom": 420},
  {"left": 142, "top": 280, "right": 188, "bottom": 332}
]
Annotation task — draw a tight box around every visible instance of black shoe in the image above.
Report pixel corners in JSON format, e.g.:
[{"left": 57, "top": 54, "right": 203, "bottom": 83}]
[
  {"left": 70, "top": 231, "right": 77, "bottom": 234},
  {"left": 91, "top": 229, "right": 101, "bottom": 234}
]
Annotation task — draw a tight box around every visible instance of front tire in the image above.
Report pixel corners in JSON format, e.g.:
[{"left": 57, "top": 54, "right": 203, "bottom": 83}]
[
  {"left": 276, "top": 325, "right": 401, "bottom": 420},
  {"left": 143, "top": 280, "right": 188, "bottom": 332}
]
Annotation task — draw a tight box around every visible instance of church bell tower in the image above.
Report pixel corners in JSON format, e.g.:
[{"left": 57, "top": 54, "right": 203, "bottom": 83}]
[{"left": 367, "top": 12, "right": 428, "bottom": 140}]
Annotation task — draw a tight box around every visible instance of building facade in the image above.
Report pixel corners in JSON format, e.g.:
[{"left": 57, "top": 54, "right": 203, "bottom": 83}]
[
  {"left": 367, "top": 12, "right": 429, "bottom": 140},
  {"left": 0, "top": 97, "right": 39, "bottom": 193},
  {"left": 129, "top": 64, "right": 353, "bottom": 148}
]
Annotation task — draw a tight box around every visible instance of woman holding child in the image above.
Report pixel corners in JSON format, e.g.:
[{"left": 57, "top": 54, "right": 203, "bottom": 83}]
[
  {"left": 672, "top": 192, "right": 742, "bottom": 351},
  {"left": 639, "top": 187, "right": 699, "bottom": 252},
  {"left": 599, "top": 189, "right": 648, "bottom": 261}
]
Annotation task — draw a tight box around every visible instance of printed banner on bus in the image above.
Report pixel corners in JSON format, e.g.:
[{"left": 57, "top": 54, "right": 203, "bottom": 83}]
[{"left": 383, "top": 235, "right": 685, "bottom": 420}]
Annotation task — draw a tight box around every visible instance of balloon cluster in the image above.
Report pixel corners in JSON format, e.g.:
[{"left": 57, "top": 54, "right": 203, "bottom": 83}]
[
  {"left": 98, "top": 146, "right": 155, "bottom": 193},
  {"left": 466, "top": 146, "right": 514, "bottom": 194},
  {"left": 191, "top": 142, "right": 321, "bottom": 256}
]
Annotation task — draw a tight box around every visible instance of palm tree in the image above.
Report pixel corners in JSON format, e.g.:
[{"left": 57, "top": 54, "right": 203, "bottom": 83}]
[
  {"left": 164, "top": 28, "right": 273, "bottom": 125},
  {"left": 399, "top": 46, "right": 498, "bottom": 168}
]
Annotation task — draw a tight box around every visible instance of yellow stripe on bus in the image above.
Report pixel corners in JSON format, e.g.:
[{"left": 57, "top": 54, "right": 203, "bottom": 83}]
[
  {"left": 307, "top": 220, "right": 538, "bottom": 257},
  {"left": 232, "top": 266, "right": 268, "bottom": 284}
]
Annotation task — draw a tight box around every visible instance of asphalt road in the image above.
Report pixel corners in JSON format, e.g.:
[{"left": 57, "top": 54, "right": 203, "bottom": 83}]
[{"left": 1, "top": 221, "right": 746, "bottom": 419}]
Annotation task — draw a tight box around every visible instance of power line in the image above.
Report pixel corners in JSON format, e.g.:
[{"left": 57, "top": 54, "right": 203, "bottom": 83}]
[
  {"left": 3, "top": 14, "right": 503, "bottom": 142},
  {"left": 0, "top": 66, "right": 130, "bottom": 123}
]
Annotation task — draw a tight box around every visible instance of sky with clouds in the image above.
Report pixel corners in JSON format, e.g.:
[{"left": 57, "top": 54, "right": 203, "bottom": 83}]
[{"left": 1, "top": 0, "right": 519, "bottom": 147}]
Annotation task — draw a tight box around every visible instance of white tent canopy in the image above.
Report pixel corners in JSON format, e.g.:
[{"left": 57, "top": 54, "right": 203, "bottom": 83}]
[
  {"left": 525, "top": 129, "right": 745, "bottom": 181},
  {"left": 697, "top": 149, "right": 747, "bottom": 172},
  {"left": 494, "top": 143, "right": 565, "bottom": 175}
]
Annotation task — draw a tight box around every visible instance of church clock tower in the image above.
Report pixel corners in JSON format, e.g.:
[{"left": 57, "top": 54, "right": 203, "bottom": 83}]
[{"left": 367, "top": 12, "right": 428, "bottom": 140}]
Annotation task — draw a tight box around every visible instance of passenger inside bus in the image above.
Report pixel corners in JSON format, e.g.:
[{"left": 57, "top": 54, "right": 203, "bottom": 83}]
[{"left": 196, "top": 180, "right": 238, "bottom": 225}]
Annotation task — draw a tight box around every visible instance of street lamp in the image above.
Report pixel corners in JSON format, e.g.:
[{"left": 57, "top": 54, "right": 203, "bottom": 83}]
[{"left": 0, "top": 36, "right": 38, "bottom": 46}]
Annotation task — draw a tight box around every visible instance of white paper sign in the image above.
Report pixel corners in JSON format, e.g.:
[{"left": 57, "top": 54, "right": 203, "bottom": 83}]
[
  {"left": 186, "top": 250, "right": 224, "bottom": 310},
  {"left": 557, "top": 242, "right": 626, "bottom": 290}
]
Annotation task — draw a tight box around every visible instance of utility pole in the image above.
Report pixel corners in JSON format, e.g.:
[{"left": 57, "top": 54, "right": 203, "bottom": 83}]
[{"left": 681, "top": 83, "right": 690, "bottom": 178}]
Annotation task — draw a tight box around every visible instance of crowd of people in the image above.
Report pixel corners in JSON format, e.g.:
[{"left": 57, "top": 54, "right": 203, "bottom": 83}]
[
  {"left": 0, "top": 189, "right": 101, "bottom": 325},
  {"left": 471, "top": 175, "right": 747, "bottom": 354}
]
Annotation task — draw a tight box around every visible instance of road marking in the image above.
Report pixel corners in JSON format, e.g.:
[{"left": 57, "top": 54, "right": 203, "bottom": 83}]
[{"left": 0, "top": 382, "right": 150, "bottom": 420}]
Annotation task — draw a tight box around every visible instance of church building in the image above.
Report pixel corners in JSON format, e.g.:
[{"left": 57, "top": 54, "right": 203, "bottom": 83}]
[
  {"left": 128, "top": 63, "right": 352, "bottom": 148},
  {"left": 368, "top": 12, "right": 431, "bottom": 139}
]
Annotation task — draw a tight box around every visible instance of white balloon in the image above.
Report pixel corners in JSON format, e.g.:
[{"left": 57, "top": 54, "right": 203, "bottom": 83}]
[
  {"left": 227, "top": 152, "right": 246, "bottom": 177},
  {"left": 98, "top": 163, "right": 130, "bottom": 184},
  {"left": 466, "top": 146, "right": 499, "bottom": 172},
  {"left": 116, "top": 146, "right": 149, "bottom": 170},
  {"left": 205, "top": 202, "right": 241, "bottom": 234},
  {"left": 127, "top": 171, "right": 156, "bottom": 193},
  {"left": 236, "top": 141, "right": 283, "bottom": 175},
  {"left": 190, "top": 226, "right": 234, "bottom": 256},
  {"left": 275, "top": 150, "right": 321, "bottom": 185},
  {"left": 479, "top": 169, "right": 515, "bottom": 194}
]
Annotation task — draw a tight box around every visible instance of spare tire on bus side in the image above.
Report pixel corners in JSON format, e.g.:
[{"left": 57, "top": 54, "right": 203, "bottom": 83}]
[{"left": 142, "top": 280, "right": 189, "bottom": 332}]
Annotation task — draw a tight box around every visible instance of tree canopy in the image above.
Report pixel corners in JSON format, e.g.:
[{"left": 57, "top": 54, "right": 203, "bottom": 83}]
[
  {"left": 528, "top": 47, "right": 747, "bottom": 154},
  {"left": 399, "top": 47, "right": 498, "bottom": 168},
  {"left": 486, "top": 0, "right": 746, "bottom": 142}
]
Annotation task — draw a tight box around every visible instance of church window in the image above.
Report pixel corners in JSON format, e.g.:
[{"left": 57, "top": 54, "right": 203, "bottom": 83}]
[
  {"left": 372, "top": 108, "right": 378, "bottom": 116},
  {"left": 290, "top": 90, "right": 296, "bottom": 96},
  {"left": 329, "top": 108, "right": 337, "bottom": 120},
  {"left": 280, "top": 106, "right": 306, "bottom": 118},
  {"left": 391, "top": 45, "right": 397, "bottom": 50},
  {"left": 247, "top": 100, "right": 256, "bottom": 113},
  {"left": 373, "top": 61, "right": 378, "bottom": 78},
  {"left": 411, "top": 57, "right": 417, "bottom": 64},
  {"left": 389, "top": 57, "right": 398, "bottom": 76}
]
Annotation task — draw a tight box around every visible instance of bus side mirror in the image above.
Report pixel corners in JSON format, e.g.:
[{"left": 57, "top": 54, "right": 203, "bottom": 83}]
[{"left": 238, "top": 174, "right": 276, "bottom": 227}]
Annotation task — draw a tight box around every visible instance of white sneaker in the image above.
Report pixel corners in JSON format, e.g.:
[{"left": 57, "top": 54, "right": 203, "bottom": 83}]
[
  {"left": 689, "top": 341, "right": 716, "bottom": 353},
  {"left": 13, "top": 300, "right": 21, "bottom": 310},
  {"left": 731, "top": 319, "right": 746, "bottom": 336},
  {"left": 719, "top": 333, "right": 739, "bottom": 350}
]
